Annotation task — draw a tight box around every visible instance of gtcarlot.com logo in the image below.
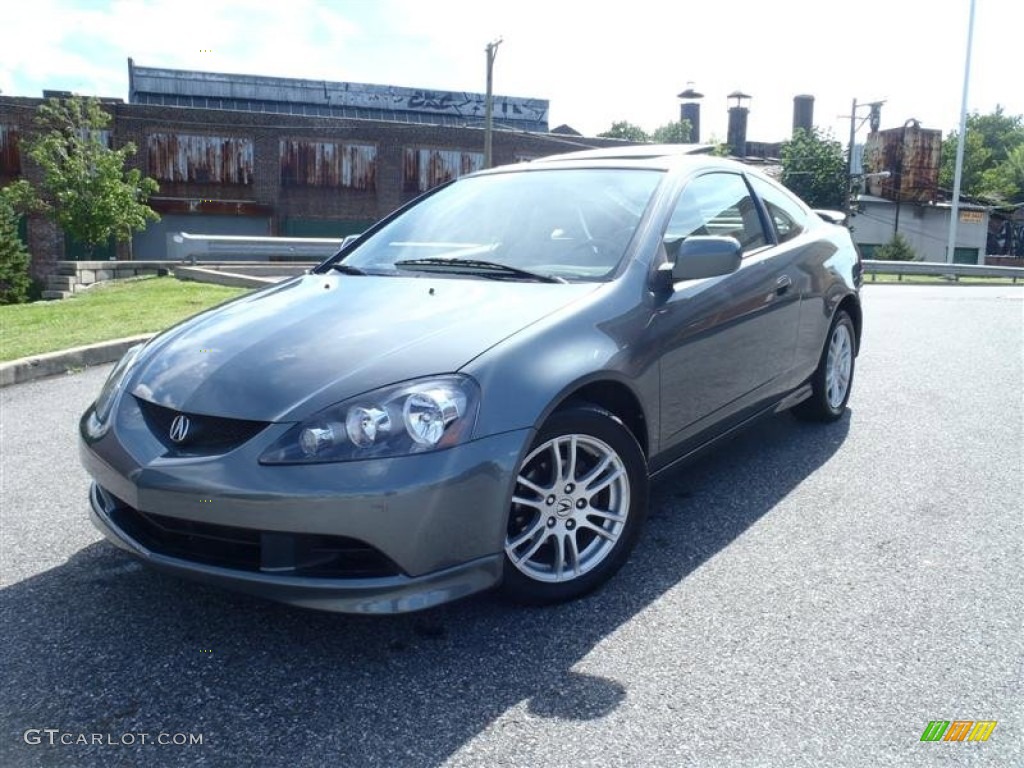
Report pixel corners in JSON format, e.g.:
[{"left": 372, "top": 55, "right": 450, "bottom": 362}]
[
  {"left": 920, "top": 720, "right": 997, "bottom": 742},
  {"left": 24, "top": 729, "right": 203, "bottom": 747}
]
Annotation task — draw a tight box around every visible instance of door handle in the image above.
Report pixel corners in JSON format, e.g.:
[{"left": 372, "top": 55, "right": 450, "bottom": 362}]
[{"left": 775, "top": 274, "right": 793, "bottom": 295}]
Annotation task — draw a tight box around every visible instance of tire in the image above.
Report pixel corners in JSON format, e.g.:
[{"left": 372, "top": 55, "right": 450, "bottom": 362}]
[
  {"left": 501, "top": 403, "right": 648, "bottom": 605},
  {"left": 793, "top": 309, "right": 856, "bottom": 422}
]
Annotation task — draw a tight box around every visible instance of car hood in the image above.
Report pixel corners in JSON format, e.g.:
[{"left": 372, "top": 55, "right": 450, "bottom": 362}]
[{"left": 130, "top": 273, "right": 598, "bottom": 422}]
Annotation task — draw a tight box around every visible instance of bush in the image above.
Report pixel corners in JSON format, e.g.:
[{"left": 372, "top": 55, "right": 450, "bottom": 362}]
[
  {"left": 874, "top": 233, "right": 917, "bottom": 261},
  {"left": 0, "top": 199, "right": 31, "bottom": 305}
]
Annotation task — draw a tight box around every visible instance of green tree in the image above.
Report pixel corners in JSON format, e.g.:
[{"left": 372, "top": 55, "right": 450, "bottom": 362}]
[
  {"left": 651, "top": 119, "right": 692, "bottom": 144},
  {"left": 598, "top": 121, "right": 650, "bottom": 142},
  {"left": 939, "top": 107, "right": 1024, "bottom": 203},
  {"left": 0, "top": 187, "right": 32, "bottom": 304},
  {"left": 873, "top": 233, "right": 917, "bottom": 261},
  {"left": 23, "top": 95, "right": 159, "bottom": 257},
  {"left": 780, "top": 128, "right": 847, "bottom": 209}
]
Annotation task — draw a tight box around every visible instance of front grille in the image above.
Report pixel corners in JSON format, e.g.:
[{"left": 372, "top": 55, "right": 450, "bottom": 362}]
[
  {"left": 105, "top": 494, "right": 401, "bottom": 579},
  {"left": 135, "top": 397, "right": 268, "bottom": 456}
]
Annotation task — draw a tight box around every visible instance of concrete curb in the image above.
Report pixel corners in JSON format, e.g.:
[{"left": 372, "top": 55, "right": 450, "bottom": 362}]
[{"left": 0, "top": 334, "right": 155, "bottom": 388}]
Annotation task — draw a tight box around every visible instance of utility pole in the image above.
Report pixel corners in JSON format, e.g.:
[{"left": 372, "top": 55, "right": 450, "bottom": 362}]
[
  {"left": 844, "top": 98, "right": 885, "bottom": 214},
  {"left": 946, "top": 0, "right": 977, "bottom": 263},
  {"left": 483, "top": 37, "right": 503, "bottom": 169}
]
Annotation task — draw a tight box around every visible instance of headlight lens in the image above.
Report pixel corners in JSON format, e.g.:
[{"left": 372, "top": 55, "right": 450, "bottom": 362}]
[
  {"left": 92, "top": 343, "right": 144, "bottom": 426},
  {"left": 260, "top": 375, "right": 480, "bottom": 464}
]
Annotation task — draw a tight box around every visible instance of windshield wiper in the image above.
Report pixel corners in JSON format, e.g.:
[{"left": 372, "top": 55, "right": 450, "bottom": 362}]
[
  {"left": 329, "top": 263, "right": 367, "bottom": 276},
  {"left": 394, "top": 258, "right": 566, "bottom": 284}
]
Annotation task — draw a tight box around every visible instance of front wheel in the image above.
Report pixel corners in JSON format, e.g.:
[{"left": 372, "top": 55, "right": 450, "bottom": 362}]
[
  {"left": 501, "top": 404, "right": 648, "bottom": 605},
  {"left": 793, "top": 309, "right": 856, "bottom": 422}
]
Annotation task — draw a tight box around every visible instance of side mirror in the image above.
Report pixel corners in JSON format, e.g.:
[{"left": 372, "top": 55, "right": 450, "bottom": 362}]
[{"left": 664, "top": 235, "right": 742, "bottom": 282}]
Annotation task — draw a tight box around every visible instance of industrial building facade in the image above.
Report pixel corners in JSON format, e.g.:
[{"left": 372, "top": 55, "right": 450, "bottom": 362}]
[{"left": 0, "top": 63, "right": 619, "bottom": 277}]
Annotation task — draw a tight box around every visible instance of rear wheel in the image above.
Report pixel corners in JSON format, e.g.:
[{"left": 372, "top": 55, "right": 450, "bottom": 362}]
[
  {"left": 793, "top": 309, "right": 856, "bottom": 422},
  {"left": 501, "top": 404, "right": 648, "bottom": 605}
]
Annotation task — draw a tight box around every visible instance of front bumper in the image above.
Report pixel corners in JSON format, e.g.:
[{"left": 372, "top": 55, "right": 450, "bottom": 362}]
[
  {"left": 89, "top": 483, "right": 502, "bottom": 613},
  {"left": 80, "top": 397, "right": 531, "bottom": 613}
]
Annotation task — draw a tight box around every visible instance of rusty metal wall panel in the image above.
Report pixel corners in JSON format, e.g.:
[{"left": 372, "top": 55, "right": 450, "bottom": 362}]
[
  {"left": 280, "top": 140, "right": 376, "bottom": 189},
  {"left": 147, "top": 133, "right": 253, "bottom": 184},
  {"left": 0, "top": 125, "right": 21, "bottom": 175},
  {"left": 344, "top": 143, "right": 377, "bottom": 190},
  {"left": 864, "top": 127, "right": 942, "bottom": 202},
  {"left": 403, "top": 148, "right": 484, "bottom": 193}
]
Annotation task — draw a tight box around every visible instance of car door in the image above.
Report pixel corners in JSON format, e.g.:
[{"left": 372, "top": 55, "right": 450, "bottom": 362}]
[{"left": 653, "top": 171, "right": 802, "bottom": 450}]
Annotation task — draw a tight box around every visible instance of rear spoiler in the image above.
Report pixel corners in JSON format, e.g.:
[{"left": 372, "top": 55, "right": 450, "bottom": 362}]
[{"left": 814, "top": 209, "right": 847, "bottom": 226}]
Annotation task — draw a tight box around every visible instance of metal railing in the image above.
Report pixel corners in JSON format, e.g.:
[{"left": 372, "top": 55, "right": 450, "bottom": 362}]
[
  {"left": 862, "top": 259, "right": 1024, "bottom": 283},
  {"left": 167, "top": 232, "right": 342, "bottom": 263}
]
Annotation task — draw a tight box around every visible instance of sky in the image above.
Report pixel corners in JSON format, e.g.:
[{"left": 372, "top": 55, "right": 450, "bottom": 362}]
[{"left": 1, "top": 0, "right": 1018, "bottom": 147}]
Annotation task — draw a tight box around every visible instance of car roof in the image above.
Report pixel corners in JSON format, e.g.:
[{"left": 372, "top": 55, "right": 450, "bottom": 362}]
[
  {"left": 474, "top": 144, "right": 745, "bottom": 174},
  {"left": 532, "top": 143, "right": 718, "bottom": 165}
]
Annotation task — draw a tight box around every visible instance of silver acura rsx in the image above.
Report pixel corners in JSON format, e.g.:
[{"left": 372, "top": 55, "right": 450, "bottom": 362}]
[{"left": 80, "top": 147, "right": 862, "bottom": 614}]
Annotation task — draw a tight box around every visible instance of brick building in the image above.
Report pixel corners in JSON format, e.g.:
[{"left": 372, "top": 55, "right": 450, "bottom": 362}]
[{"left": 0, "top": 62, "right": 620, "bottom": 279}]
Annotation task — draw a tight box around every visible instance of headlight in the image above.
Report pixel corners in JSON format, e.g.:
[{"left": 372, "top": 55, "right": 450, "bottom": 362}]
[
  {"left": 260, "top": 375, "right": 480, "bottom": 464},
  {"left": 91, "top": 343, "right": 145, "bottom": 427}
]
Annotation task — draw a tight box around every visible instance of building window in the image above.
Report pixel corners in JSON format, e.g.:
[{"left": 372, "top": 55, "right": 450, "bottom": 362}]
[
  {"left": 0, "top": 125, "right": 21, "bottom": 175},
  {"left": 147, "top": 133, "right": 254, "bottom": 184},
  {"left": 403, "top": 148, "right": 483, "bottom": 193},
  {"left": 280, "top": 141, "right": 377, "bottom": 190}
]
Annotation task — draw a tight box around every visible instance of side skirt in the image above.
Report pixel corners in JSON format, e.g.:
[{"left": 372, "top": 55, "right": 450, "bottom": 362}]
[{"left": 648, "top": 387, "right": 809, "bottom": 481}]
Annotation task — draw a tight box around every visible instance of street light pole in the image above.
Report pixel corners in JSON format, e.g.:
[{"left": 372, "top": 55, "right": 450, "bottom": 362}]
[
  {"left": 946, "top": 0, "right": 977, "bottom": 263},
  {"left": 483, "top": 37, "right": 503, "bottom": 169}
]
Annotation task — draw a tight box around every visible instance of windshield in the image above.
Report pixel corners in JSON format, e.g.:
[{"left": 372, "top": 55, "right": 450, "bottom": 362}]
[{"left": 340, "top": 168, "right": 663, "bottom": 281}]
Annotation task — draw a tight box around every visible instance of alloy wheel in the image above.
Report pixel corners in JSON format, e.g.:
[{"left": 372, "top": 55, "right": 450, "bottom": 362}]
[
  {"left": 825, "top": 323, "right": 853, "bottom": 409},
  {"left": 505, "top": 434, "right": 630, "bottom": 583}
]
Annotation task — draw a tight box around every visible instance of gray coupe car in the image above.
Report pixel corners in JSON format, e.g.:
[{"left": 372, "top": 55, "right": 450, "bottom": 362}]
[{"left": 80, "top": 147, "right": 862, "bottom": 613}]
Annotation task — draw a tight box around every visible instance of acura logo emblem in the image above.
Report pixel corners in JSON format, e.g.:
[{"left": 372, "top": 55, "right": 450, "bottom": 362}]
[
  {"left": 169, "top": 414, "right": 191, "bottom": 443},
  {"left": 557, "top": 499, "right": 572, "bottom": 514}
]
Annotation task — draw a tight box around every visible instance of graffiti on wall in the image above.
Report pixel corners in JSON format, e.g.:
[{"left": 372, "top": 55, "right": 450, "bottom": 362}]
[
  {"left": 403, "top": 148, "right": 483, "bottom": 193},
  {"left": 147, "top": 133, "right": 254, "bottom": 184},
  {"left": 280, "top": 140, "right": 377, "bottom": 189},
  {"left": 130, "top": 66, "right": 549, "bottom": 130}
]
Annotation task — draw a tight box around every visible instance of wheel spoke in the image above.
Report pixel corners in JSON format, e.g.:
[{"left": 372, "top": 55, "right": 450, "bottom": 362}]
[
  {"left": 565, "top": 533, "right": 581, "bottom": 577},
  {"left": 511, "top": 494, "right": 546, "bottom": 510},
  {"left": 580, "top": 520, "right": 616, "bottom": 541},
  {"left": 506, "top": 513, "right": 547, "bottom": 549},
  {"left": 565, "top": 435, "right": 578, "bottom": 483},
  {"left": 514, "top": 528, "right": 551, "bottom": 564},
  {"left": 587, "top": 467, "right": 624, "bottom": 498},
  {"left": 516, "top": 475, "right": 549, "bottom": 497},
  {"left": 551, "top": 439, "right": 564, "bottom": 486},
  {"left": 586, "top": 508, "right": 627, "bottom": 524},
  {"left": 580, "top": 455, "right": 614, "bottom": 490},
  {"left": 552, "top": 533, "right": 565, "bottom": 579}
]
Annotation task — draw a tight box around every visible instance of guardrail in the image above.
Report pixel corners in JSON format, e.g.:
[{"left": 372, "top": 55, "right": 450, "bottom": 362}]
[
  {"left": 862, "top": 259, "right": 1023, "bottom": 283},
  {"left": 167, "top": 232, "right": 342, "bottom": 263}
]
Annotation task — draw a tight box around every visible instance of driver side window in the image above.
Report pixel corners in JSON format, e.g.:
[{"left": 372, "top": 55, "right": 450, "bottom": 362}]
[{"left": 666, "top": 172, "right": 768, "bottom": 253}]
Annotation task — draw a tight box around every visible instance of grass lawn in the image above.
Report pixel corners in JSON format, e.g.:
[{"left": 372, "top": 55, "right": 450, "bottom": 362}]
[{"left": 0, "top": 276, "right": 249, "bottom": 362}]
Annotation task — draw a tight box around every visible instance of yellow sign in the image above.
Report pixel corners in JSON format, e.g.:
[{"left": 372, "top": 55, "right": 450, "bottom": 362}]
[{"left": 959, "top": 210, "right": 984, "bottom": 223}]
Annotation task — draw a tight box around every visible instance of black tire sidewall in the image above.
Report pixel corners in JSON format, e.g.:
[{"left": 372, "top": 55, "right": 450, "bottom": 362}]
[{"left": 501, "top": 404, "right": 648, "bottom": 605}]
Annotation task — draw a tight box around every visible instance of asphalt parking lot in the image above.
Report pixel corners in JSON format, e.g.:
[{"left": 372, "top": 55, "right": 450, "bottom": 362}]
[{"left": 1, "top": 285, "right": 1021, "bottom": 768}]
